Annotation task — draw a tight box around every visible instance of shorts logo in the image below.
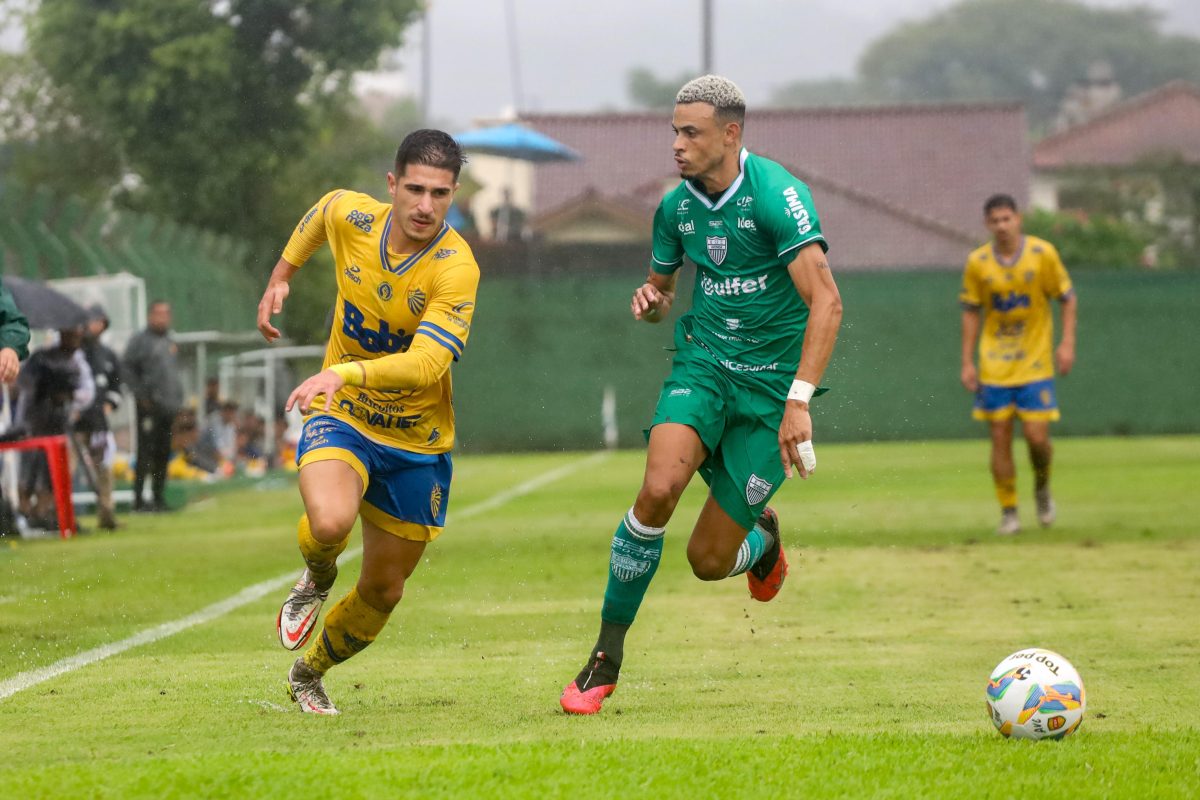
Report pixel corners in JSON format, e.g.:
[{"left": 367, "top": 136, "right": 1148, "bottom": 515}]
[
  {"left": 746, "top": 474, "right": 773, "bottom": 506},
  {"left": 610, "top": 538, "right": 654, "bottom": 582},
  {"left": 707, "top": 236, "right": 728, "bottom": 265},
  {"left": 407, "top": 287, "right": 427, "bottom": 315},
  {"left": 430, "top": 485, "right": 443, "bottom": 519},
  {"left": 377, "top": 281, "right": 393, "bottom": 301}
]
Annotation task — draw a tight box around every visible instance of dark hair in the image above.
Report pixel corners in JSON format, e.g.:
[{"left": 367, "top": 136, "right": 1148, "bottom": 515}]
[
  {"left": 394, "top": 129, "right": 467, "bottom": 181},
  {"left": 984, "top": 194, "right": 1019, "bottom": 215}
]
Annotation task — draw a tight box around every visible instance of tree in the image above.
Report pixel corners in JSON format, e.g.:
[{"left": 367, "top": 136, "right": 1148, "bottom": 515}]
[
  {"left": 19, "top": 0, "right": 420, "bottom": 245},
  {"left": 627, "top": 67, "right": 694, "bottom": 111},
  {"left": 855, "top": 0, "right": 1200, "bottom": 130}
]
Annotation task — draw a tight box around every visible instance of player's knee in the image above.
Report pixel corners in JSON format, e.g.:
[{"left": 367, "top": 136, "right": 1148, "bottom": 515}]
[
  {"left": 686, "top": 546, "right": 728, "bottom": 582},
  {"left": 307, "top": 510, "right": 354, "bottom": 545},
  {"left": 357, "top": 577, "right": 405, "bottom": 613},
  {"left": 636, "top": 479, "right": 684, "bottom": 523}
]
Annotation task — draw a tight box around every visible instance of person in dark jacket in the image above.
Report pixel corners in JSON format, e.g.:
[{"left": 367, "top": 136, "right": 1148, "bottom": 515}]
[
  {"left": 0, "top": 281, "right": 30, "bottom": 382},
  {"left": 123, "top": 300, "right": 184, "bottom": 512},
  {"left": 77, "top": 304, "right": 124, "bottom": 529}
]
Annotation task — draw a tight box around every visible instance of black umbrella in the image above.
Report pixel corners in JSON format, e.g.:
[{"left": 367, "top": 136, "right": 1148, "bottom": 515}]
[{"left": 2, "top": 275, "right": 90, "bottom": 329}]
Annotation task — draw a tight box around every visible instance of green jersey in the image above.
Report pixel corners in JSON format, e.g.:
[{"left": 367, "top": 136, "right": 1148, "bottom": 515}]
[{"left": 651, "top": 149, "right": 827, "bottom": 386}]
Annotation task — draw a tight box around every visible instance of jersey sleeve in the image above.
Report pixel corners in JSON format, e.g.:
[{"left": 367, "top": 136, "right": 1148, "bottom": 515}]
[
  {"left": 761, "top": 178, "right": 827, "bottom": 259},
  {"left": 1040, "top": 242, "right": 1073, "bottom": 300},
  {"left": 281, "top": 190, "right": 345, "bottom": 267},
  {"left": 331, "top": 258, "right": 480, "bottom": 392},
  {"left": 959, "top": 255, "right": 984, "bottom": 310},
  {"left": 650, "top": 201, "right": 684, "bottom": 274}
]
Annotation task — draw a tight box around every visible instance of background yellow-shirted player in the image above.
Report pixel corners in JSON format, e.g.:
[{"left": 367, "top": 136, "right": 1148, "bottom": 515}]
[
  {"left": 256, "top": 129, "right": 479, "bottom": 714},
  {"left": 960, "top": 194, "right": 1078, "bottom": 536}
]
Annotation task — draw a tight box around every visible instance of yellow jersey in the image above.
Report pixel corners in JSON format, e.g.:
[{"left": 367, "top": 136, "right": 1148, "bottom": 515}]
[
  {"left": 282, "top": 189, "right": 479, "bottom": 453},
  {"left": 960, "top": 235, "right": 1072, "bottom": 386}
]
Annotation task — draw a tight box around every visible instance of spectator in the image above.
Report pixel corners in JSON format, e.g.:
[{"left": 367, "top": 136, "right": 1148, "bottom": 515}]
[
  {"left": 193, "top": 400, "right": 239, "bottom": 475},
  {"left": 0, "top": 280, "right": 30, "bottom": 383},
  {"left": 124, "top": 300, "right": 184, "bottom": 512},
  {"left": 75, "top": 304, "right": 123, "bottom": 530},
  {"left": 203, "top": 376, "right": 221, "bottom": 417},
  {"left": 15, "top": 326, "right": 94, "bottom": 529},
  {"left": 489, "top": 188, "right": 528, "bottom": 242}
]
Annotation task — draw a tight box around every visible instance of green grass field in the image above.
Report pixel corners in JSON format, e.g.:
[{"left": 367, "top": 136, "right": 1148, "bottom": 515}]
[{"left": 1, "top": 436, "right": 1198, "bottom": 798}]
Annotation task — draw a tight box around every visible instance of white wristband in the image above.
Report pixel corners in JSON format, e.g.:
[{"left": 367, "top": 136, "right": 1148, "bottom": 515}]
[{"left": 787, "top": 379, "right": 816, "bottom": 404}]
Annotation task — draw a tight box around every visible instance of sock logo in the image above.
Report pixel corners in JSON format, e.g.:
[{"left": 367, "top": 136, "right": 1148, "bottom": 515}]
[
  {"left": 746, "top": 474, "right": 773, "bottom": 506},
  {"left": 610, "top": 538, "right": 655, "bottom": 582}
]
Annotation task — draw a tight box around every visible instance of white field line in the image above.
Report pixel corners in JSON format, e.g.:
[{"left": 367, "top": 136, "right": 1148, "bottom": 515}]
[{"left": 0, "top": 451, "right": 610, "bottom": 702}]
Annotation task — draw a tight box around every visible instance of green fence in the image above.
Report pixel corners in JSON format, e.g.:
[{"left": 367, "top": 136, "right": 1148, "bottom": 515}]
[
  {"left": 0, "top": 181, "right": 258, "bottom": 333},
  {"left": 452, "top": 270, "right": 1200, "bottom": 452}
]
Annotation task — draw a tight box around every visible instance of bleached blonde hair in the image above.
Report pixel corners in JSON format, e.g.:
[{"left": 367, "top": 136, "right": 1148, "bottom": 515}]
[{"left": 675, "top": 75, "right": 746, "bottom": 124}]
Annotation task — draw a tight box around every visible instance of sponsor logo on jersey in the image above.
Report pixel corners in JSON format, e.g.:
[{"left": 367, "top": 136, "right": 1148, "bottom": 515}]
[
  {"left": 427, "top": 427, "right": 441, "bottom": 445},
  {"left": 737, "top": 196, "right": 754, "bottom": 207},
  {"left": 433, "top": 248, "right": 457, "bottom": 260},
  {"left": 337, "top": 398, "right": 421, "bottom": 429},
  {"left": 725, "top": 318, "right": 742, "bottom": 330},
  {"left": 342, "top": 300, "right": 413, "bottom": 354},
  {"left": 707, "top": 236, "right": 728, "bottom": 265},
  {"left": 346, "top": 209, "right": 374, "bottom": 233},
  {"left": 737, "top": 217, "right": 756, "bottom": 231},
  {"left": 782, "top": 186, "right": 813, "bottom": 235},
  {"left": 443, "top": 312, "right": 471, "bottom": 330},
  {"left": 677, "top": 198, "right": 691, "bottom": 214},
  {"left": 298, "top": 205, "right": 319, "bottom": 233},
  {"left": 990, "top": 291, "right": 1031, "bottom": 312},
  {"left": 452, "top": 301, "right": 474, "bottom": 313},
  {"left": 678, "top": 220, "right": 696, "bottom": 235},
  {"left": 668, "top": 387, "right": 692, "bottom": 397},
  {"left": 377, "top": 281, "right": 393, "bottom": 301},
  {"left": 700, "top": 274, "right": 768, "bottom": 296},
  {"left": 708, "top": 219, "right": 724, "bottom": 228},
  {"left": 343, "top": 264, "right": 362, "bottom": 284},
  {"left": 746, "top": 474, "right": 774, "bottom": 505},
  {"left": 407, "top": 287, "right": 427, "bottom": 315}
]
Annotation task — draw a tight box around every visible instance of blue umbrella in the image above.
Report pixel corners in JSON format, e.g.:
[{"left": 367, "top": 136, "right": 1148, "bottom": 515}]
[{"left": 454, "top": 123, "right": 581, "bottom": 163}]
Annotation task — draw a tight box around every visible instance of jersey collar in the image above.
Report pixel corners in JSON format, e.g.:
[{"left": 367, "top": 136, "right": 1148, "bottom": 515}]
[
  {"left": 684, "top": 148, "right": 750, "bottom": 212},
  {"left": 991, "top": 236, "right": 1026, "bottom": 267},
  {"left": 379, "top": 213, "right": 451, "bottom": 276}
]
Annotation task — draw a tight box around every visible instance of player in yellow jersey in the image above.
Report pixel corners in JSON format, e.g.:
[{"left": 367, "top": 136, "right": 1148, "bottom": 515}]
[
  {"left": 960, "top": 194, "right": 1077, "bottom": 536},
  {"left": 256, "top": 130, "right": 479, "bottom": 714}
]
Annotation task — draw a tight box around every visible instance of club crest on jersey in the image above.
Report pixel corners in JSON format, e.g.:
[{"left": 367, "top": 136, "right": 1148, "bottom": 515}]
[
  {"left": 707, "top": 235, "right": 728, "bottom": 265},
  {"left": 377, "top": 281, "right": 393, "bottom": 301},
  {"left": 746, "top": 474, "right": 773, "bottom": 506},
  {"left": 407, "top": 287, "right": 427, "bottom": 315}
]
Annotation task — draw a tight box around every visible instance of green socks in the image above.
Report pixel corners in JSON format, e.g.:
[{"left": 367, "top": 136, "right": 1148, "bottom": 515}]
[
  {"left": 726, "top": 524, "right": 773, "bottom": 577},
  {"left": 600, "top": 508, "right": 665, "bottom": 626}
]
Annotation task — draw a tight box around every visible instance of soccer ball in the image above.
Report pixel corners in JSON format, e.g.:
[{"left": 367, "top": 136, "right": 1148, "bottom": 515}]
[{"left": 985, "top": 648, "right": 1086, "bottom": 740}]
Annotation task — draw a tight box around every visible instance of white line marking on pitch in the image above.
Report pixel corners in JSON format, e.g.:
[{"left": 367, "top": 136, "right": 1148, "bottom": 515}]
[{"left": 0, "top": 451, "right": 610, "bottom": 702}]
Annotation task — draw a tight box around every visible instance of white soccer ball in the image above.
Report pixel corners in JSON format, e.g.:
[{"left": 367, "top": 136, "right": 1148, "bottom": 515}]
[{"left": 985, "top": 648, "right": 1086, "bottom": 740}]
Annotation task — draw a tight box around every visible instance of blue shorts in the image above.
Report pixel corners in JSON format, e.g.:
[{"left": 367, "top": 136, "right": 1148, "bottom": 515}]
[
  {"left": 973, "top": 379, "right": 1060, "bottom": 423},
  {"left": 296, "top": 415, "right": 452, "bottom": 541}
]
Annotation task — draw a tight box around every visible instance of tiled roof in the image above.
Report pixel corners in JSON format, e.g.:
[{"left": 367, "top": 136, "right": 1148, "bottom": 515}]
[
  {"left": 1034, "top": 81, "right": 1200, "bottom": 169},
  {"left": 521, "top": 101, "right": 1029, "bottom": 248}
]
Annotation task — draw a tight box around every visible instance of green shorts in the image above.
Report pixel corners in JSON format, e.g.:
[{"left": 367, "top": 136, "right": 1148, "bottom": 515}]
[{"left": 650, "top": 345, "right": 788, "bottom": 531}]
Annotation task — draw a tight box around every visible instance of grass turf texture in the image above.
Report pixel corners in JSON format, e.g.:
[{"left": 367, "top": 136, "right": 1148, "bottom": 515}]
[{"left": 1, "top": 436, "right": 1197, "bottom": 798}]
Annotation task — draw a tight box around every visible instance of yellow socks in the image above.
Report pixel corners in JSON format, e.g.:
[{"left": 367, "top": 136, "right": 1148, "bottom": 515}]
[
  {"left": 994, "top": 476, "right": 1018, "bottom": 510},
  {"left": 297, "top": 514, "right": 347, "bottom": 582},
  {"left": 303, "top": 587, "right": 391, "bottom": 675}
]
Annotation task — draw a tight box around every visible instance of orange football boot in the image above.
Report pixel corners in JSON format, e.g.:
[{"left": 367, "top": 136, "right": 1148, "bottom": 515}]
[
  {"left": 560, "top": 651, "right": 618, "bottom": 715},
  {"left": 746, "top": 507, "right": 788, "bottom": 602}
]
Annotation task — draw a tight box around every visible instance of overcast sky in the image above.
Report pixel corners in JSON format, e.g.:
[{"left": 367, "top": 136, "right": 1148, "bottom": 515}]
[{"left": 394, "top": 0, "right": 1200, "bottom": 129}]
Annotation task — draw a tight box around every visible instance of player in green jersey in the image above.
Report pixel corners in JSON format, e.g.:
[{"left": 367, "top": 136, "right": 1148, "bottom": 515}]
[{"left": 560, "top": 75, "right": 844, "bottom": 715}]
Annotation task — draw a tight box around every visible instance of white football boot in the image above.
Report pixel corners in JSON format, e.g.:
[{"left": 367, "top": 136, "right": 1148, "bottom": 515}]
[
  {"left": 1036, "top": 489, "right": 1056, "bottom": 528},
  {"left": 996, "top": 508, "right": 1021, "bottom": 536},
  {"left": 287, "top": 658, "right": 339, "bottom": 715},
  {"left": 277, "top": 567, "right": 334, "bottom": 650}
]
